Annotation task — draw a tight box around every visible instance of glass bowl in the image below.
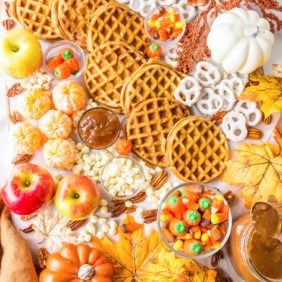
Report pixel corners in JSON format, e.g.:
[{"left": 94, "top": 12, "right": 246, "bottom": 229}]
[
  {"left": 100, "top": 155, "right": 145, "bottom": 200},
  {"left": 77, "top": 107, "right": 121, "bottom": 150},
  {"left": 144, "top": 6, "right": 186, "bottom": 47},
  {"left": 157, "top": 183, "right": 232, "bottom": 259},
  {"left": 43, "top": 40, "right": 85, "bottom": 79}
]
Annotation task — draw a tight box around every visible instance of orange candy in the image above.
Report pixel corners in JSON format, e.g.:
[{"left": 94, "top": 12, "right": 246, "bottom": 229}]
[
  {"left": 169, "top": 219, "right": 187, "bottom": 236},
  {"left": 167, "top": 195, "right": 187, "bottom": 215},
  {"left": 183, "top": 239, "right": 203, "bottom": 256},
  {"left": 65, "top": 57, "right": 80, "bottom": 74},
  {"left": 47, "top": 56, "right": 64, "bottom": 72},
  {"left": 54, "top": 63, "right": 71, "bottom": 80}
]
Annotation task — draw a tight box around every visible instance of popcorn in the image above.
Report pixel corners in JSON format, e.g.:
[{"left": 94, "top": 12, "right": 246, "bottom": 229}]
[
  {"left": 99, "top": 199, "right": 108, "bottom": 206},
  {"left": 101, "top": 224, "right": 109, "bottom": 233}
]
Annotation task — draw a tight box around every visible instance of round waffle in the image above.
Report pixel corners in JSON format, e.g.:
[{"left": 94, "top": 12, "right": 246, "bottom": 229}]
[
  {"left": 121, "top": 59, "right": 185, "bottom": 115},
  {"left": 166, "top": 116, "right": 229, "bottom": 183},
  {"left": 51, "top": 0, "right": 107, "bottom": 48},
  {"left": 87, "top": 2, "right": 149, "bottom": 53},
  {"left": 12, "top": 0, "right": 60, "bottom": 40},
  {"left": 84, "top": 41, "right": 146, "bottom": 113},
  {"left": 126, "top": 98, "right": 190, "bottom": 167}
]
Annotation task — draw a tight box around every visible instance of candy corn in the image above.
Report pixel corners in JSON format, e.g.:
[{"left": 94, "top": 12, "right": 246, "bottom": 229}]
[{"left": 146, "top": 6, "right": 185, "bottom": 42}]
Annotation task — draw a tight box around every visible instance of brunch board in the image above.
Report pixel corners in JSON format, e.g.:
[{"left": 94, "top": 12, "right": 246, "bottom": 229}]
[{"left": 0, "top": 0, "right": 282, "bottom": 281}]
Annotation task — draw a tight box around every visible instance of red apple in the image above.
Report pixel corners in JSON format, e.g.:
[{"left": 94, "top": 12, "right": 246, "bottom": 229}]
[
  {"left": 1, "top": 163, "right": 55, "bottom": 215},
  {"left": 55, "top": 174, "right": 100, "bottom": 220}
]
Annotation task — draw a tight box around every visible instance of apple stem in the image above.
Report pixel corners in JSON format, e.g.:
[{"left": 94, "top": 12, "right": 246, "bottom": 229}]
[{"left": 24, "top": 180, "right": 31, "bottom": 187}]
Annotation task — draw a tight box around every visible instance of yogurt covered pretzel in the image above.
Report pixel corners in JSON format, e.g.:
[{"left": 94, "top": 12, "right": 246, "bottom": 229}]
[
  {"left": 128, "top": 0, "right": 157, "bottom": 17},
  {"left": 221, "top": 111, "right": 248, "bottom": 142},
  {"left": 234, "top": 101, "right": 262, "bottom": 127},
  {"left": 219, "top": 78, "right": 245, "bottom": 97},
  {"left": 196, "top": 88, "right": 223, "bottom": 115},
  {"left": 164, "top": 45, "right": 179, "bottom": 67},
  {"left": 194, "top": 61, "right": 221, "bottom": 87},
  {"left": 215, "top": 83, "right": 236, "bottom": 111},
  {"left": 174, "top": 76, "right": 202, "bottom": 107},
  {"left": 174, "top": 0, "right": 197, "bottom": 22}
]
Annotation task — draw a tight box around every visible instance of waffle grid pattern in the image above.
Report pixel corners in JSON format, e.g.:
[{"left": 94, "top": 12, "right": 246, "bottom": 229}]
[
  {"left": 126, "top": 98, "right": 190, "bottom": 167},
  {"left": 52, "top": 0, "right": 104, "bottom": 48},
  {"left": 84, "top": 41, "right": 145, "bottom": 112},
  {"left": 14, "top": 0, "right": 59, "bottom": 40},
  {"left": 167, "top": 117, "right": 229, "bottom": 183},
  {"left": 121, "top": 61, "right": 184, "bottom": 115},
  {"left": 87, "top": 2, "right": 148, "bottom": 53}
]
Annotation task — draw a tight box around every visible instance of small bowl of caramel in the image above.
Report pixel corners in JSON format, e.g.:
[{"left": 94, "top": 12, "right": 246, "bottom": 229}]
[{"left": 78, "top": 107, "right": 121, "bottom": 149}]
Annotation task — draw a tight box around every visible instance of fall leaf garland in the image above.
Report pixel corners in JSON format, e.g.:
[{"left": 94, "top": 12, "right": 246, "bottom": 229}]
[
  {"left": 92, "top": 215, "right": 217, "bottom": 282},
  {"left": 222, "top": 130, "right": 282, "bottom": 208}
]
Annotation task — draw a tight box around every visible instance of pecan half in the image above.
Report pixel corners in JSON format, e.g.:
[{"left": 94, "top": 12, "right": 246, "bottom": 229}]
[
  {"left": 263, "top": 114, "right": 272, "bottom": 124},
  {"left": 67, "top": 219, "right": 87, "bottom": 231},
  {"left": 210, "top": 111, "right": 228, "bottom": 126},
  {"left": 246, "top": 127, "right": 263, "bottom": 140},
  {"left": 4, "top": 2, "right": 10, "bottom": 17},
  {"left": 37, "top": 248, "right": 49, "bottom": 270},
  {"left": 110, "top": 200, "right": 127, "bottom": 218},
  {"left": 7, "top": 83, "right": 24, "bottom": 97},
  {"left": 125, "top": 205, "right": 136, "bottom": 213},
  {"left": 2, "top": 19, "right": 15, "bottom": 30},
  {"left": 129, "top": 191, "right": 146, "bottom": 203},
  {"left": 188, "top": 0, "right": 207, "bottom": 6},
  {"left": 9, "top": 111, "right": 24, "bottom": 124},
  {"left": 21, "top": 224, "right": 34, "bottom": 233},
  {"left": 142, "top": 209, "right": 157, "bottom": 224},
  {"left": 151, "top": 170, "right": 168, "bottom": 190},
  {"left": 223, "top": 190, "right": 236, "bottom": 204},
  {"left": 20, "top": 214, "right": 37, "bottom": 221},
  {"left": 211, "top": 250, "right": 224, "bottom": 267},
  {"left": 12, "top": 154, "right": 32, "bottom": 165}
]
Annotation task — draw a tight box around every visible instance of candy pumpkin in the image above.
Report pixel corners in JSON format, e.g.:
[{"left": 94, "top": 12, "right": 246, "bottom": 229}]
[
  {"left": 52, "top": 81, "right": 85, "bottom": 115},
  {"left": 39, "top": 243, "right": 114, "bottom": 282}
]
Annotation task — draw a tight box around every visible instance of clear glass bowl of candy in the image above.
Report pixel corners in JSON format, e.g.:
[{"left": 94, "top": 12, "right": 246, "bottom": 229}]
[
  {"left": 144, "top": 6, "right": 186, "bottom": 46},
  {"left": 157, "top": 183, "right": 232, "bottom": 259}
]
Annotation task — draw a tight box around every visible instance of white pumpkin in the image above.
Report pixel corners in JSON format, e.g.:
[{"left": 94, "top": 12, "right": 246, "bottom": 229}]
[{"left": 207, "top": 8, "right": 274, "bottom": 74}]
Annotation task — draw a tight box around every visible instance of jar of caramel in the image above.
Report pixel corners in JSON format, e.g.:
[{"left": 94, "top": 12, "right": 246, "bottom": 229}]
[{"left": 228, "top": 203, "right": 282, "bottom": 282}]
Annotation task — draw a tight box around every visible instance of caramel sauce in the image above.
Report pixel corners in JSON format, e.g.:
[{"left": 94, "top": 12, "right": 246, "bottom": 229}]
[{"left": 78, "top": 108, "right": 120, "bottom": 149}]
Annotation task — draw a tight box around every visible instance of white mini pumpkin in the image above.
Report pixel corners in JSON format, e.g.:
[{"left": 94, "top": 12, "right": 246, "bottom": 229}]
[{"left": 207, "top": 8, "right": 275, "bottom": 74}]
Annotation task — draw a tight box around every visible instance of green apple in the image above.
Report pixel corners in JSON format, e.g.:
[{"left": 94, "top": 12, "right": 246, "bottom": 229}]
[{"left": 0, "top": 29, "right": 42, "bottom": 78}]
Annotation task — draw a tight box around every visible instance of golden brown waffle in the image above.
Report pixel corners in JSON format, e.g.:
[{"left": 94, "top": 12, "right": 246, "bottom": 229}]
[
  {"left": 121, "top": 59, "right": 185, "bottom": 115},
  {"left": 166, "top": 116, "right": 229, "bottom": 183},
  {"left": 51, "top": 0, "right": 107, "bottom": 48},
  {"left": 87, "top": 2, "right": 149, "bottom": 53},
  {"left": 12, "top": 0, "right": 60, "bottom": 40},
  {"left": 126, "top": 98, "right": 190, "bottom": 167},
  {"left": 84, "top": 41, "right": 146, "bottom": 112}
]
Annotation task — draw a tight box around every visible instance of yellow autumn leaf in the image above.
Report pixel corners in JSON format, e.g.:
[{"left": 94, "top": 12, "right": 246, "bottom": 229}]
[
  {"left": 222, "top": 142, "right": 282, "bottom": 208},
  {"left": 92, "top": 215, "right": 217, "bottom": 282},
  {"left": 240, "top": 71, "right": 282, "bottom": 117}
]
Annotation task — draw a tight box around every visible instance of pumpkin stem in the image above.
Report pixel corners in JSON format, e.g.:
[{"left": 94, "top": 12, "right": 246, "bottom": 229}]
[{"left": 78, "top": 264, "right": 95, "bottom": 280}]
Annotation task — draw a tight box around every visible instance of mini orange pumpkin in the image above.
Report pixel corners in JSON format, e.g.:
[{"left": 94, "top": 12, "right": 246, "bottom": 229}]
[{"left": 39, "top": 243, "right": 113, "bottom": 282}]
